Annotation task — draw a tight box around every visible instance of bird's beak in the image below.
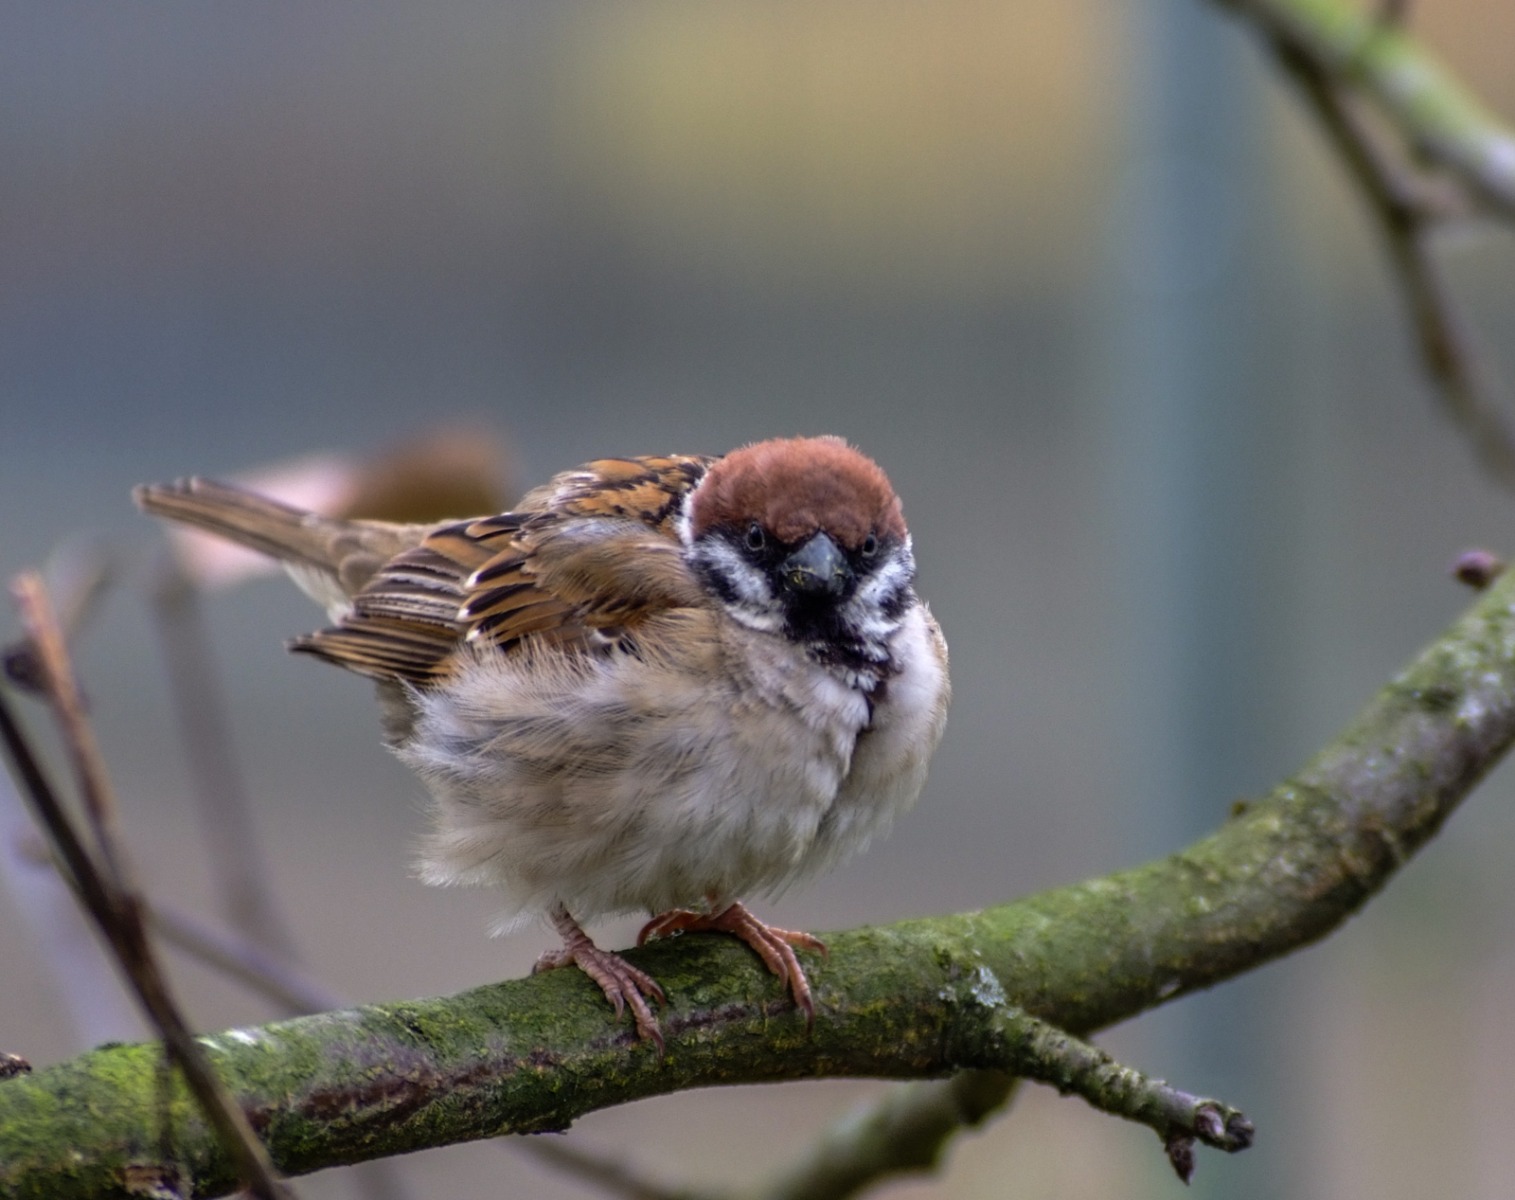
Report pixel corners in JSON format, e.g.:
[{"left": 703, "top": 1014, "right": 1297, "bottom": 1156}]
[{"left": 781, "top": 532, "right": 852, "bottom": 598}]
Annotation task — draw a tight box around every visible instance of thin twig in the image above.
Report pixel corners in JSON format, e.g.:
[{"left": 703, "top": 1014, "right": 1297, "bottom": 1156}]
[
  {"left": 13, "top": 573, "right": 133, "bottom": 890},
  {"left": 149, "top": 561, "right": 300, "bottom": 959},
  {"left": 2, "top": 538, "right": 114, "bottom": 696},
  {"left": 1225, "top": 0, "right": 1515, "bottom": 218},
  {"left": 0, "top": 676, "right": 124, "bottom": 941},
  {"left": 1269, "top": 32, "right": 1515, "bottom": 488},
  {"left": 744, "top": 1073, "right": 1020, "bottom": 1200},
  {"left": 977, "top": 1005, "right": 1252, "bottom": 1176},
  {"left": 150, "top": 901, "right": 339, "bottom": 1017},
  {"left": 4, "top": 574, "right": 292, "bottom": 1200},
  {"left": 519, "top": 1138, "right": 718, "bottom": 1200},
  {"left": 1, "top": 822, "right": 141, "bottom": 1044}
]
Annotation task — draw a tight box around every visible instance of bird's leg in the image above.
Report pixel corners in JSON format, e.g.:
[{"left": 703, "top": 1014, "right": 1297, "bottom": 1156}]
[
  {"left": 535, "top": 904, "right": 666, "bottom": 1048},
  {"left": 638, "top": 900, "right": 827, "bottom": 1026}
]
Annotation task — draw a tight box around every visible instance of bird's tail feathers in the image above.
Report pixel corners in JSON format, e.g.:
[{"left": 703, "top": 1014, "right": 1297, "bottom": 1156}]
[{"left": 133, "top": 477, "right": 343, "bottom": 570}]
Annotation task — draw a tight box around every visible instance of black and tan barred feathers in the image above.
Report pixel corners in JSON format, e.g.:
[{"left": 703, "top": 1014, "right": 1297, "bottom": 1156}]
[{"left": 139, "top": 455, "right": 719, "bottom": 687}]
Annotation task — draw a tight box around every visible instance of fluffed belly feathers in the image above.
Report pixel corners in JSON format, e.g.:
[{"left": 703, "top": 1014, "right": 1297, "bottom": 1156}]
[{"left": 395, "top": 606, "right": 948, "bottom": 927}]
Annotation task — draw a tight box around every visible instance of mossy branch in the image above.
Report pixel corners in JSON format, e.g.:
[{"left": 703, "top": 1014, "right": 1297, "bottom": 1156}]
[{"left": 5, "top": 567, "right": 1515, "bottom": 1197}]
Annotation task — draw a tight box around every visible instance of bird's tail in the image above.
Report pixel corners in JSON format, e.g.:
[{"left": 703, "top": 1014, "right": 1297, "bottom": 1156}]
[{"left": 134, "top": 477, "right": 344, "bottom": 571}]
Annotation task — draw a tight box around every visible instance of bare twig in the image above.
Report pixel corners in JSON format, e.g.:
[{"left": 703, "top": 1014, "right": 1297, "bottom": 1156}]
[
  {"left": 3, "top": 574, "right": 292, "bottom": 1200},
  {"left": 744, "top": 1073, "right": 1019, "bottom": 1200},
  {"left": 1215, "top": 0, "right": 1515, "bottom": 489},
  {"left": 0, "top": 543, "right": 143, "bottom": 1044},
  {"left": 149, "top": 559, "right": 299, "bottom": 959},
  {"left": 12, "top": 575, "right": 132, "bottom": 890},
  {"left": 520, "top": 1138, "right": 718, "bottom": 1200},
  {"left": 1226, "top": 0, "right": 1515, "bottom": 218},
  {"left": 149, "top": 901, "right": 338, "bottom": 1017},
  {"left": 979, "top": 1005, "right": 1252, "bottom": 1176},
  {"left": 1, "top": 822, "right": 142, "bottom": 1045},
  {"left": 2, "top": 539, "right": 113, "bottom": 696},
  {"left": 1267, "top": 29, "right": 1515, "bottom": 488}
]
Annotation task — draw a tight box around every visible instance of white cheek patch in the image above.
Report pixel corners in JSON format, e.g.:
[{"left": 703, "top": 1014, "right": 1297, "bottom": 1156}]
[
  {"left": 689, "top": 538, "right": 783, "bottom": 633},
  {"left": 854, "top": 542, "right": 913, "bottom": 609},
  {"left": 844, "top": 541, "right": 915, "bottom": 649},
  {"left": 674, "top": 494, "right": 695, "bottom": 549}
]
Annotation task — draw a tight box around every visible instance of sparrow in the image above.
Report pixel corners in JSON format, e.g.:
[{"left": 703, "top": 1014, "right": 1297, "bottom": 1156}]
[{"left": 135, "top": 435, "right": 950, "bottom": 1045}]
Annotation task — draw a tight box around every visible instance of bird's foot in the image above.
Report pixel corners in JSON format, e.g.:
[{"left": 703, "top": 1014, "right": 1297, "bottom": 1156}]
[
  {"left": 536, "top": 906, "right": 666, "bottom": 1048},
  {"left": 638, "top": 901, "right": 826, "bottom": 1026}
]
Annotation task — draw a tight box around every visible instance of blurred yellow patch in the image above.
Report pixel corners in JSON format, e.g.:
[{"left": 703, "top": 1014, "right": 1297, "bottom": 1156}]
[{"left": 553, "top": 1, "right": 1113, "bottom": 294}]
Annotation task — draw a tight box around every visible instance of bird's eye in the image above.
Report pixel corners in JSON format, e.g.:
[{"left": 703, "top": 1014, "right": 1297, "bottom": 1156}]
[
  {"left": 860, "top": 532, "right": 879, "bottom": 558},
  {"left": 745, "top": 522, "right": 766, "bottom": 552}
]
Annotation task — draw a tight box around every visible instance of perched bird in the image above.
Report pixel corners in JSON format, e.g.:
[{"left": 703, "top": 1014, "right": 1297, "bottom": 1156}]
[{"left": 136, "top": 436, "right": 950, "bottom": 1045}]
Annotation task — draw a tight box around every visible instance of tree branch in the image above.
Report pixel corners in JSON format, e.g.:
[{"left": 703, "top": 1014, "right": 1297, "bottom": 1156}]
[
  {"left": 1266, "top": 24, "right": 1515, "bottom": 487},
  {"left": 1223, "top": 0, "right": 1515, "bottom": 218},
  {"left": 3, "top": 575, "right": 292, "bottom": 1200},
  {"left": 5, "top": 557, "right": 1515, "bottom": 1195},
  {"left": 742, "top": 1073, "right": 1019, "bottom": 1200},
  {"left": 1216, "top": 0, "right": 1515, "bottom": 487}
]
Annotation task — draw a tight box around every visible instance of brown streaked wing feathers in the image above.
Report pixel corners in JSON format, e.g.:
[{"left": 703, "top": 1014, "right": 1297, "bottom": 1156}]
[
  {"left": 290, "top": 518, "right": 498, "bottom": 682},
  {"left": 292, "top": 454, "right": 715, "bottom": 684}
]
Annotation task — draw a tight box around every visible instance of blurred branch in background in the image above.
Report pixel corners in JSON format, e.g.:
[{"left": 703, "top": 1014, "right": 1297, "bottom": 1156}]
[
  {"left": 0, "top": 543, "right": 145, "bottom": 1048},
  {"left": 734, "top": 1073, "right": 1020, "bottom": 1200},
  {"left": 150, "top": 566, "right": 303, "bottom": 961},
  {"left": 1, "top": 574, "right": 293, "bottom": 1200},
  {"left": 1272, "top": 36, "right": 1515, "bottom": 479},
  {"left": 1233, "top": 0, "right": 1515, "bottom": 214},
  {"left": 3, "top": 517, "right": 415, "bottom": 1200},
  {"left": 515, "top": 1073, "right": 1025, "bottom": 1200},
  {"left": 1218, "top": 0, "right": 1515, "bottom": 484}
]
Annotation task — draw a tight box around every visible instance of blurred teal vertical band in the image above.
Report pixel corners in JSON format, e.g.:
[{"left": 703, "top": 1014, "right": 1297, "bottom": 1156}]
[{"left": 1100, "top": 2, "right": 1295, "bottom": 1196}]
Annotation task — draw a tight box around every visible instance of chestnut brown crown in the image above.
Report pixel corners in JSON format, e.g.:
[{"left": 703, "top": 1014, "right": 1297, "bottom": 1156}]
[{"left": 688, "top": 436, "right": 907, "bottom": 549}]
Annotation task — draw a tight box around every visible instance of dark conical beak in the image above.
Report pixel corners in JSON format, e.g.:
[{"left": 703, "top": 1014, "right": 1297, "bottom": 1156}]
[{"left": 781, "top": 532, "right": 852, "bottom": 598}]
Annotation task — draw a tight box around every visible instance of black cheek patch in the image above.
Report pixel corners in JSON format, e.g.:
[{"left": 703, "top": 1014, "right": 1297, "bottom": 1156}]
[
  {"left": 876, "top": 584, "right": 911, "bottom": 621},
  {"left": 688, "top": 544, "right": 742, "bottom": 606}
]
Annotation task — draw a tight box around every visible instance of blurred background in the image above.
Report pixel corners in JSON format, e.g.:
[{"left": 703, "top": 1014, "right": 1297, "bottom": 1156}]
[{"left": 4, "top": 2, "right": 1515, "bottom": 1197}]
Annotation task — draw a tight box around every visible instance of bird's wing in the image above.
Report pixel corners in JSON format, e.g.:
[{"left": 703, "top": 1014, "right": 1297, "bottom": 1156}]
[{"left": 292, "top": 454, "right": 716, "bottom": 683}]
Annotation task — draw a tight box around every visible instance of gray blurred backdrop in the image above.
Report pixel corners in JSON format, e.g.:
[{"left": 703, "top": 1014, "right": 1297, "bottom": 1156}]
[{"left": 4, "top": 4, "right": 1515, "bottom": 1198}]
